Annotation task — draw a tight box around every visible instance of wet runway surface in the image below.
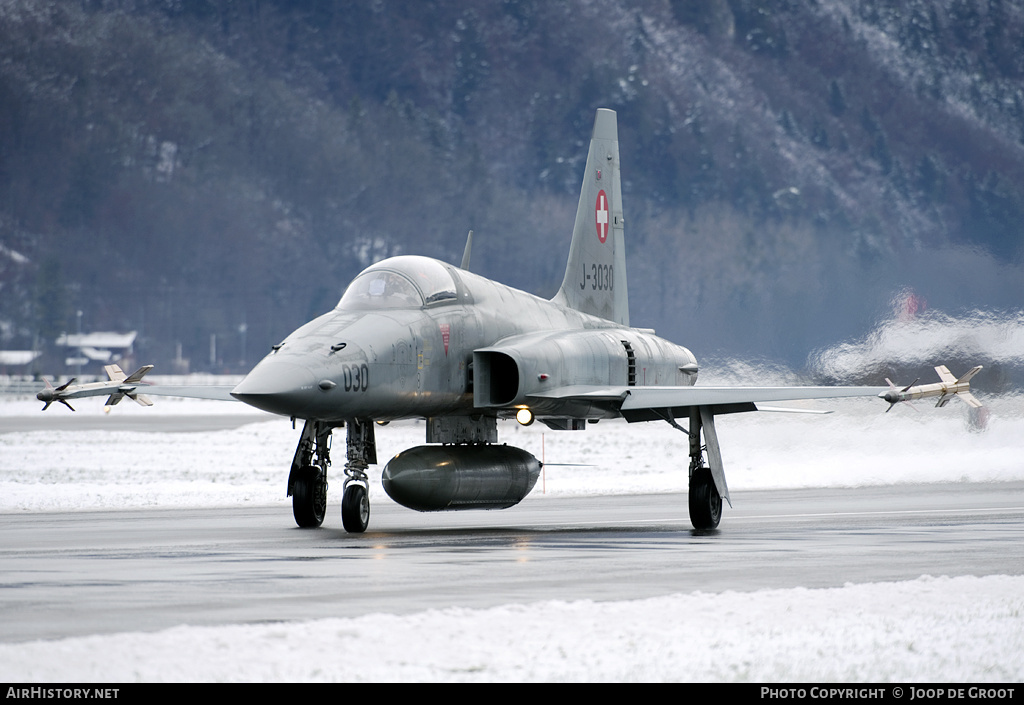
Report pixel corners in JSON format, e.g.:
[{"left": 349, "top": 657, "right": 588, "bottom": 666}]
[{"left": 3, "top": 482, "right": 1023, "bottom": 643}]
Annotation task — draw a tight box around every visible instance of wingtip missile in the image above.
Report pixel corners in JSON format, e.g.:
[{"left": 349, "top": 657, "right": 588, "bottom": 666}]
[
  {"left": 879, "top": 365, "right": 983, "bottom": 411},
  {"left": 37, "top": 365, "right": 156, "bottom": 411}
]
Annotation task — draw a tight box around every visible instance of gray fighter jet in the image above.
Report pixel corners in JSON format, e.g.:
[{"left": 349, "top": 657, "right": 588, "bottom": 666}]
[{"left": 39, "top": 109, "right": 981, "bottom": 532}]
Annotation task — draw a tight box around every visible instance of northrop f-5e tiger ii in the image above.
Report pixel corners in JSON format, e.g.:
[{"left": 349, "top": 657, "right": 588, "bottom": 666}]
[{"left": 39, "top": 109, "right": 983, "bottom": 532}]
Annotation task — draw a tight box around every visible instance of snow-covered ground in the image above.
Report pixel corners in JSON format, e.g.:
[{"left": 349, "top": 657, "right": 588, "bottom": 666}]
[
  {"left": 2, "top": 575, "right": 1021, "bottom": 683},
  {"left": 1, "top": 386, "right": 1022, "bottom": 682}
]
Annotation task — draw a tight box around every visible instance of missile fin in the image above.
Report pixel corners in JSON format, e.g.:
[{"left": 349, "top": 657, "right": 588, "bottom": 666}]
[
  {"left": 956, "top": 365, "right": 983, "bottom": 385},
  {"left": 959, "top": 391, "right": 983, "bottom": 409},
  {"left": 104, "top": 364, "right": 127, "bottom": 382},
  {"left": 123, "top": 365, "right": 154, "bottom": 384},
  {"left": 129, "top": 393, "right": 154, "bottom": 407}
]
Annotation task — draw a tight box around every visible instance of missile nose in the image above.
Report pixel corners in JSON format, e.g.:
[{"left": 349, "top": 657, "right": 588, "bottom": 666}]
[{"left": 231, "top": 361, "right": 318, "bottom": 416}]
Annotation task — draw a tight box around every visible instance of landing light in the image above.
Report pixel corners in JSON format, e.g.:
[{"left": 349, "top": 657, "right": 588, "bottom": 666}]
[{"left": 516, "top": 408, "right": 534, "bottom": 426}]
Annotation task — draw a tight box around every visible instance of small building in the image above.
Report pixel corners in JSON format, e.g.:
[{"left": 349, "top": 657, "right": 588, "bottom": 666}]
[
  {"left": 0, "top": 350, "right": 41, "bottom": 374},
  {"left": 55, "top": 331, "right": 137, "bottom": 369}
]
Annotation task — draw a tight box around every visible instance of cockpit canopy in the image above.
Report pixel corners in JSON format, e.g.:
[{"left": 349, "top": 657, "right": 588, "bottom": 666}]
[{"left": 336, "top": 256, "right": 458, "bottom": 311}]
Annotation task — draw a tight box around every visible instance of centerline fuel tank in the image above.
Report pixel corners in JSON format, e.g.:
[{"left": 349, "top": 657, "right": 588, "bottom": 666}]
[{"left": 382, "top": 444, "right": 541, "bottom": 512}]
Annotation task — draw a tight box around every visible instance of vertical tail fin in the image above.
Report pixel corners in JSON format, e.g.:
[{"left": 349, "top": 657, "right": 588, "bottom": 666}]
[{"left": 552, "top": 108, "right": 629, "bottom": 326}]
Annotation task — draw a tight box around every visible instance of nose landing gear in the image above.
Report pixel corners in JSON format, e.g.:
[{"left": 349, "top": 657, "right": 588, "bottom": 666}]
[{"left": 287, "top": 417, "right": 376, "bottom": 532}]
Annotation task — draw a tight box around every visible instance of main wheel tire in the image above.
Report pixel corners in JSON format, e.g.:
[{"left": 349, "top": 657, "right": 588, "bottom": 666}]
[
  {"left": 688, "top": 466, "right": 722, "bottom": 530},
  {"left": 292, "top": 465, "right": 327, "bottom": 528},
  {"left": 341, "top": 483, "right": 370, "bottom": 533}
]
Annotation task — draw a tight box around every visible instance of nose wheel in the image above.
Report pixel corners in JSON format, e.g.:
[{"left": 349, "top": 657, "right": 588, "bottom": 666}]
[
  {"left": 339, "top": 419, "right": 375, "bottom": 533},
  {"left": 341, "top": 483, "right": 370, "bottom": 533}
]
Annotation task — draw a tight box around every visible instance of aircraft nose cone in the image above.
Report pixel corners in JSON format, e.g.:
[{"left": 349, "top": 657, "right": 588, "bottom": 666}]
[{"left": 231, "top": 361, "right": 318, "bottom": 416}]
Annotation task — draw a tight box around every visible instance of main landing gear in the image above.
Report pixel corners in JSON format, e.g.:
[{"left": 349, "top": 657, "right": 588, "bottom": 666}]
[
  {"left": 287, "top": 418, "right": 376, "bottom": 532},
  {"left": 289, "top": 420, "right": 331, "bottom": 528},
  {"left": 659, "top": 406, "right": 730, "bottom": 531},
  {"left": 686, "top": 406, "right": 728, "bottom": 531}
]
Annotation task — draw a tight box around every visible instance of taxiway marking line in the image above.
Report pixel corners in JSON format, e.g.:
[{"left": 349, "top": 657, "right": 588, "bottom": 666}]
[
  {"left": 731, "top": 506, "right": 1024, "bottom": 521},
  {"left": 521, "top": 505, "right": 1024, "bottom": 529}
]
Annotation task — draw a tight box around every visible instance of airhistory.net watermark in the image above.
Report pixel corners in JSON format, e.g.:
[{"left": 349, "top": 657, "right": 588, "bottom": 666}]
[{"left": 6, "top": 689, "right": 119, "bottom": 700}]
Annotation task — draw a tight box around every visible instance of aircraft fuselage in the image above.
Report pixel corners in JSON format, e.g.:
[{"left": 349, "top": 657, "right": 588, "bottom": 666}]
[{"left": 231, "top": 255, "right": 698, "bottom": 425}]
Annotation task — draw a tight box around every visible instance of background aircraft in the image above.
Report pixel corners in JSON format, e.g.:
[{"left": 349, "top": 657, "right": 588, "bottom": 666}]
[{"left": 38, "top": 109, "right": 980, "bottom": 532}]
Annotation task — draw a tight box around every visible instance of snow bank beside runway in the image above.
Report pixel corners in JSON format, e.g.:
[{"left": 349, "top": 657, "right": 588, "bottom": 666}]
[{"left": 1, "top": 574, "right": 1021, "bottom": 682}]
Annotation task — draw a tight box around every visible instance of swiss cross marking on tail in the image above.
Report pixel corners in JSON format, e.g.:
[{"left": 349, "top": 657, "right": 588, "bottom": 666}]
[{"left": 595, "top": 190, "right": 609, "bottom": 243}]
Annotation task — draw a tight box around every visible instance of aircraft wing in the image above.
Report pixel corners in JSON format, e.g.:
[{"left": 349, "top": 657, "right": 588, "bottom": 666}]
[
  {"left": 620, "top": 384, "right": 887, "bottom": 410},
  {"left": 527, "top": 384, "right": 888, "bottom": 421},
  {"left": 59, "top": 385, "right": 237, "bottom": 401},
  {"left": 54, "top": 384, "right": 238, "bottom": 403},
  {"left": 136, "top": 386, "right": 239, "bottom": 402}
]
